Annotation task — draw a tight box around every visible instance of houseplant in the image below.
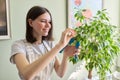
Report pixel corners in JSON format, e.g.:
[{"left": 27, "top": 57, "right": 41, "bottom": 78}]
[{"left": 69, "top": 8, "right": 120, "bottom": 80}]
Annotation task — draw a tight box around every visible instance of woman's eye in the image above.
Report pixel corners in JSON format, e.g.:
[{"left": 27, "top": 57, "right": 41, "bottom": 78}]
[
  {"left": 41, "top": 20, "right": 46, "bottom": 22},
  {"left": 40, "top": 20, "right": 51, "bottom": 24}
]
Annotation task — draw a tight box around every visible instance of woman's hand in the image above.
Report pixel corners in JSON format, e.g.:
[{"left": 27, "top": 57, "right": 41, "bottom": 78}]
[
  {"left": 63, "top": 45, "right": 80, "bottom": 57},
  {"left": 58, "top": 28, "right": 76, "bottom": 48}
]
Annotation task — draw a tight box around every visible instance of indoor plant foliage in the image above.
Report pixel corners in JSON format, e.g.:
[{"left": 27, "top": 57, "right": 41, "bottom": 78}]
[{"left": 69, "top": 9, "right": 120, "bottom": 80}]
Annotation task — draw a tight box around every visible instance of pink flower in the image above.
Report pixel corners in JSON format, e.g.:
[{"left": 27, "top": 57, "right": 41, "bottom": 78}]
[
  {"left": 82, "top": 9, "right": 92, "bottom": 19},
  {"left": 74, "top": 0, "right": 82, "bottom": 6},
  {"left": 75, "top": 21, "right": 82, "bottom": 27}
]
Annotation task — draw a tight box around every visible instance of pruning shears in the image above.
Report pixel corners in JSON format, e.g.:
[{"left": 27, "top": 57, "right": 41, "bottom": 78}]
[{"left": 59, "top": 38, "right": 80, "bottom": 62}]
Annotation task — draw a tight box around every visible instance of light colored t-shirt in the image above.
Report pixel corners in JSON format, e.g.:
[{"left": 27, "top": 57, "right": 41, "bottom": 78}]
[{"left": 10, "top": 39, "right": 56, "bottom": 80}]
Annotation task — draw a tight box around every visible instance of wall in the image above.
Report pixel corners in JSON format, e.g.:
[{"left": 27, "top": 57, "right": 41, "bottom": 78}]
[
  {"left": 104, "top": 0, "right": 120, "bottom": 69},
  {"left": 0, "top": 0, "right": 119, "bottom": 80}
]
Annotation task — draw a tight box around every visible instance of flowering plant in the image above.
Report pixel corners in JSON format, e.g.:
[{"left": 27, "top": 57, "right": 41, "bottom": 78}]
[{"left": 68, "top": 8, "right": 120, "bottom": 80}]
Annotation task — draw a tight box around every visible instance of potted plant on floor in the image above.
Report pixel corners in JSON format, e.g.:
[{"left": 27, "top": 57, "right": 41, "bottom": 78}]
[{"left": 69, "top": 8, "right": 120, "bottom": 80}]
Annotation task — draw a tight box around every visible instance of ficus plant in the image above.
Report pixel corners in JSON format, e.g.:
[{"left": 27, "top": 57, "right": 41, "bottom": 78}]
[{"left": 68, "top": 9, "right": 120, "bottom": 80}]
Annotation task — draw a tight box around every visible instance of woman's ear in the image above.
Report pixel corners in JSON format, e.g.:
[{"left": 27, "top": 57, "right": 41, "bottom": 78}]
[{"left": 28, "top": 19, "right": 33, "bottom": 27}]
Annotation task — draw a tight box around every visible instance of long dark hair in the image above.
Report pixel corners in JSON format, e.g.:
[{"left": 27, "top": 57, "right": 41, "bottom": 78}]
[{"left": 26, "top": 6, "right": 54, "bottom": 43}]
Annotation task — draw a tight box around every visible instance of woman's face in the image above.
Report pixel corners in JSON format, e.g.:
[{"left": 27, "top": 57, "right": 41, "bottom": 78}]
[{"left": 29, "top": 12, "right": 51, "bottom": 38}]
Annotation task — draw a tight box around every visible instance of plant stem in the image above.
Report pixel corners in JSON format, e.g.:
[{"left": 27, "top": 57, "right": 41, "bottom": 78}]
[{"left": 88, "top": 70, "right": 92, "bottom": 79}]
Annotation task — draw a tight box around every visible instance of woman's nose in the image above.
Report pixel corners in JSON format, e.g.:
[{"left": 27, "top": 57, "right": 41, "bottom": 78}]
[{"left": 46, "top": 22, "right": 51, "bottom": 27}]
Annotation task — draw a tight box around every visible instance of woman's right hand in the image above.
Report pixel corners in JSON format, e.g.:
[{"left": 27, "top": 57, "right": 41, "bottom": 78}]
[{"left": 58, "top": 28, "right": 76, "bottom": 48}]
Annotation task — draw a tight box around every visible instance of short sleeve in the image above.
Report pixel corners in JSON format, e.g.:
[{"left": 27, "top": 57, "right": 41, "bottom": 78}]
[{"left": 10, "top": 40, "right": 26, "bottom": 64}]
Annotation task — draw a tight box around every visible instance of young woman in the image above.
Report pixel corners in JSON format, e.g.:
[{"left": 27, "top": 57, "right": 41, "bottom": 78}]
[{"left": 10, "top": 6, "right": 79, "bottom": 80}]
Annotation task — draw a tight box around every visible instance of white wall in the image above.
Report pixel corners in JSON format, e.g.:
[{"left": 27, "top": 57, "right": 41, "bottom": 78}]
[
  {"left": 104, "top": 0, "right": 120, "bottom": 68},
  {"left": 0, "top": 0, "right": 119, "bottom": 80},
  {"left": 103, "top": 0, "right": 120, "bottom": 25}
]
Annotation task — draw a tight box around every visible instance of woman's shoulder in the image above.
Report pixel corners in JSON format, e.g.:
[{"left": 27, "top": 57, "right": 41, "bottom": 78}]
[{"left": 12, "top": 39, "right": 28, "bottom": 46}]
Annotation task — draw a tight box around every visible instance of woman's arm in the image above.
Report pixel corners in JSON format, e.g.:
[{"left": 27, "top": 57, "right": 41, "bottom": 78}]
[
  {"left": 54, "top": 45, "right": 79, "bottom": 78},
  {"left": 14, "top": 43, "right": 63, "bottom": 80},
  {"left": 14, "top": 28, "right": 76, "bottom": 80}
]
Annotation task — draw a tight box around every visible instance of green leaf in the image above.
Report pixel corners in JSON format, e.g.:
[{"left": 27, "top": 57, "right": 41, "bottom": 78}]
[{"left": 69, "top": 8, "right": 120, "bottom": 79}]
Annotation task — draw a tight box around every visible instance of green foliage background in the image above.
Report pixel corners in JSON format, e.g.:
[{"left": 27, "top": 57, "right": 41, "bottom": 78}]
[{"left": 69, "top": 9, "right": 120, "bottom": 79}]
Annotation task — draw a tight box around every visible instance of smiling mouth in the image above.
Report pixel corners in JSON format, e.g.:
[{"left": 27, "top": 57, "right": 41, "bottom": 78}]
[{"left": 43, "top": 29, "right": 49, "bottom": 32}]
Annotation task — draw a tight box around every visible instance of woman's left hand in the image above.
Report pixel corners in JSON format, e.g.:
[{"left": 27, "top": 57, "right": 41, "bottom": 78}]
[
  {"left": 58, "top": 28, "right": 76, "bottom": 48},
  {"left": 63, "top": 45, "right": 80, "bottom": 57}
]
